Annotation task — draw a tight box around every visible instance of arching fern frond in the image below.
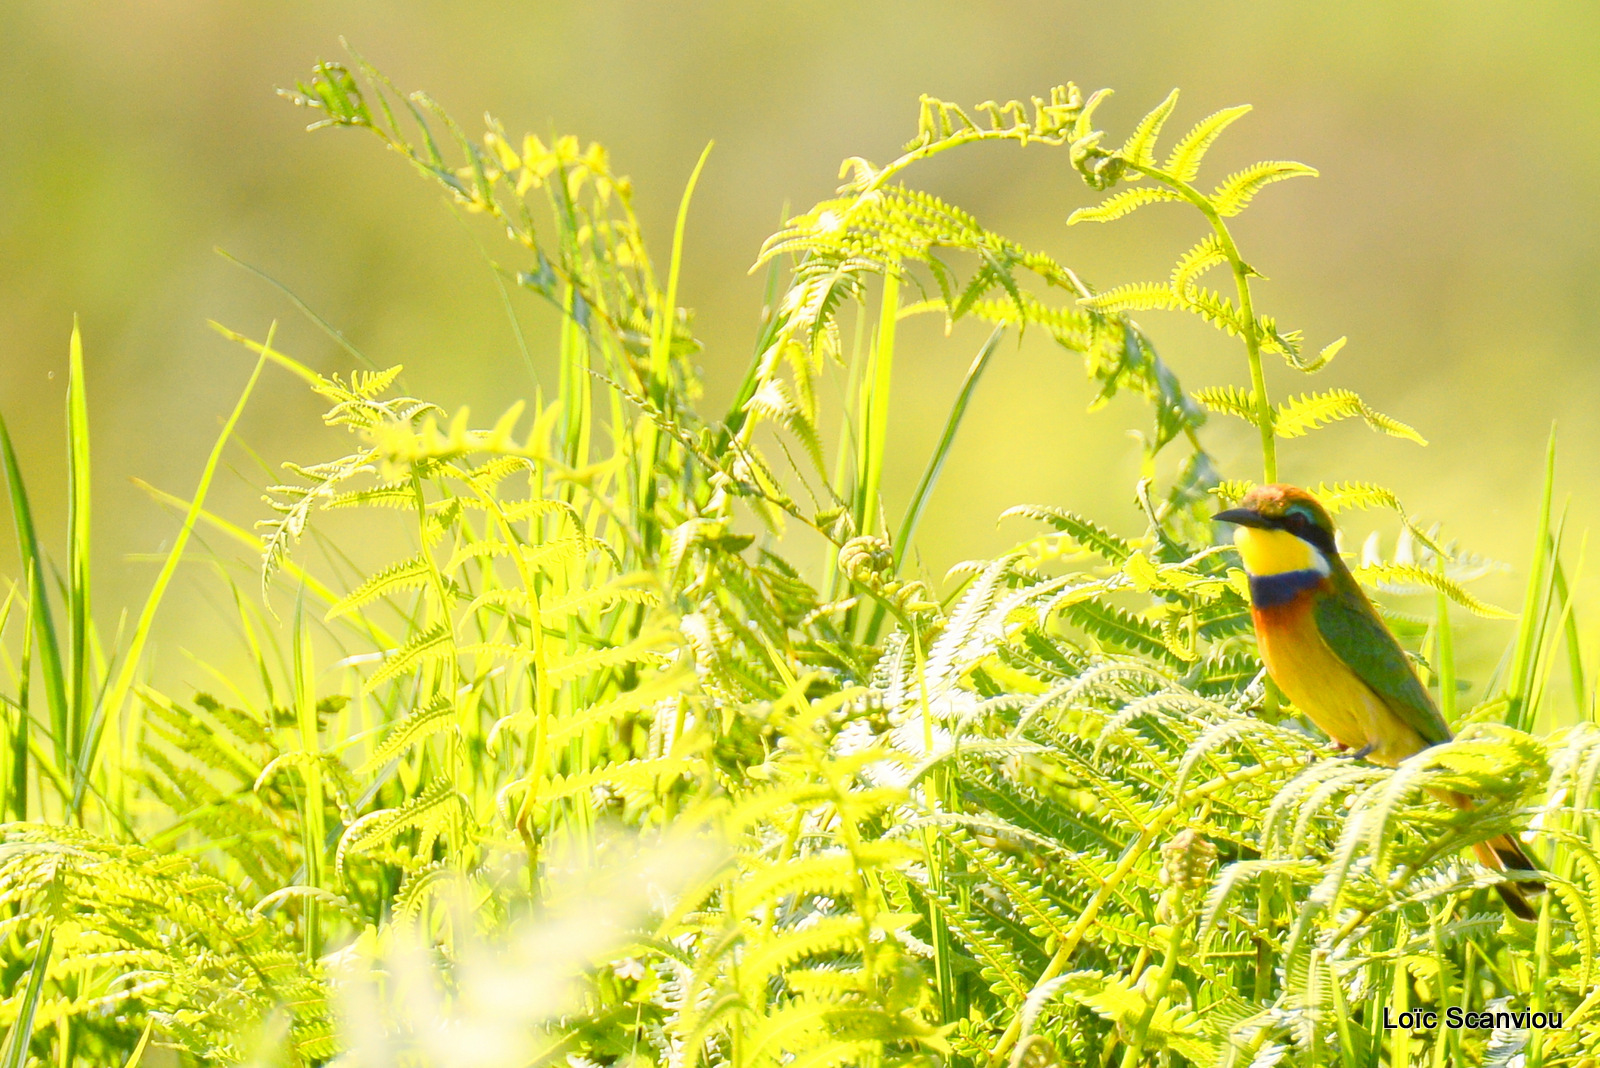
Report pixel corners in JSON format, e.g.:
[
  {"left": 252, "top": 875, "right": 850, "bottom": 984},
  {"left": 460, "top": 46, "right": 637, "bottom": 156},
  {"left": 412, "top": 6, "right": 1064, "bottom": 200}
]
[
  {"left": 1066, "top": 185, "right": 1183, "bottom": 225},
  {"left": 1117, "top": 88, "right": 1180, "bottom": 168},
  {"left": 1192, "top": 385, "right": 1259, "bottom": 425},
  {"left": 1163, "top": 105, "right": 1252, "bottom": 182},
  {"left": 1210, "top": 161, "right": 1319, "bottom": 217},
  {"left": 1274, "top": 389, "right": 1427, "bottom": 444}
]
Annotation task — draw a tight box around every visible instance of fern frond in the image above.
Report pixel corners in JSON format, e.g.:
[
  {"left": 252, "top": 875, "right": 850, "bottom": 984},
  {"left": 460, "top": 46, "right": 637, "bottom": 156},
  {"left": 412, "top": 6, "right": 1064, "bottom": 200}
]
[
  {"left": 923, "top": 884, "right": 1033, "bottom": 1005},
  {"left": 0, "top": 824, "right": 332, "bottom": 1063},
  {"left": 1058, "top": 599, "right": 1178, "bottom": 665},
  {"left": 1177, "top": 286, "right": 1248, "bottom": 335},
  {"left": 745, "top": 377, "right": 825, "bottom": 472},
  {"left": 1353, "top": 564, "right": 1513, "bottom": 618},
  {"left": 1116, "top": 89, "right": 1179, "bottom": 168},
  {"left": 1163, "top": 105, "right": 1251, "bottom": 182},
  {"left": 1002, "top": 505, "right": 1134, "bottom": 562},
  {"left": 322, "top": 483, "right": 417, "bottom": 510},
  {"left": 495, "top": 496, "right": 582, "bottom": 525},
  {"left": 391, "top": 861, "right": 462, "bottom": 924},
  {"left": 1066, "top": 187, "right": 1182, "bottom": 226},
  {"left": 1210, "top": 160, "right": 1318, "bottom": 217},
  {"left": 1077, "top": 282, "right": 1183, "bottom": 314},
  {"left": 1191, "top": 385, "right": 1259, "bottom": 425},
  {"left": 540, "top": 754, "right": 698, "bottom": 808},
  {"left": 326, "top": 552, "right": 435, "bottom": 619},
  {"left": 258, "top": 448, "right": 378, "bottom": 596},
  {"left": 537, "top": 578, "right": 662, "bottom": 620},
  {"left": 545, "top": 634, "right": 675, "bottom": 684},
  {"left": 1312, "top": 479, "right": 1405, "bottom": 516},
  {"left": 739, "top": 915, "right": 866, "bottom": 994},
  {"left": 335, "top": 777, "right": 467, "bottom": 876},
  {"left": 364, "top": 621, "right": 453, "bottom": 691},
  {"left": 1274, "top": 389, "right": 1426, "bottom": 444},
  {"left": 1208, "top": 479, "right": 1256, "bottom": 506},
  {"left": 1290, "top": 334, "right": 1345, "bottom": 373},
  {"left": 357, "top": 695, "right": 455, "bottom": 774},
  {"left": 1170, "top": 234, "right": 1227, "bottom": 295}
]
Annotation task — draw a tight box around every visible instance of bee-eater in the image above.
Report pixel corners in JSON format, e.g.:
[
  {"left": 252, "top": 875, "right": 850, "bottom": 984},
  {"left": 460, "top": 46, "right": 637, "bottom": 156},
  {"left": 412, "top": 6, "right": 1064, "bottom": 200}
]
[{"left": 1215, "top": 484, "right": 1544, "bottom": 919}]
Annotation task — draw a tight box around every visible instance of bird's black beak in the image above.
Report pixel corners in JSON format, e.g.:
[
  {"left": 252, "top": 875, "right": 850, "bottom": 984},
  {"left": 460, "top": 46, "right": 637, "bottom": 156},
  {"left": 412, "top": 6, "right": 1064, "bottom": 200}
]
[{"left": 1213, "top": 508, "right": 1272, "bottom": 529}]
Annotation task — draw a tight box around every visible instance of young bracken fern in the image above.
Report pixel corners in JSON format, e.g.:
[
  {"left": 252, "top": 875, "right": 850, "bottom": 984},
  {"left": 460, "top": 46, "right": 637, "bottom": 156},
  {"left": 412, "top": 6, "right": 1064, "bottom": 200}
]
[{"left": 0, "top": 56, "right": 1593, "bottom": 1068}]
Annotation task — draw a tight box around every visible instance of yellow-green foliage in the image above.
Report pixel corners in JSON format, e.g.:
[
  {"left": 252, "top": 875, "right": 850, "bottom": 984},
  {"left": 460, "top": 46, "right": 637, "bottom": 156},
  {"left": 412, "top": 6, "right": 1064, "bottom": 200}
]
[{"left": 0, "top": 58, "right": 1594, "bottom": 1068}]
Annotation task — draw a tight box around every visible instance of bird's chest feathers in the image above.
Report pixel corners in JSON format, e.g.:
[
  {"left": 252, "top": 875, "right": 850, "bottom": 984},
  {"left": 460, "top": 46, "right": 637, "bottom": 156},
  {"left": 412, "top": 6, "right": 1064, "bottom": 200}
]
[
  {"left": 1235, "top": 524, "right": 1367, "bottom": 748},
  {"left": 1252, "top": 597, "right": 1371, "bottom": 750}
]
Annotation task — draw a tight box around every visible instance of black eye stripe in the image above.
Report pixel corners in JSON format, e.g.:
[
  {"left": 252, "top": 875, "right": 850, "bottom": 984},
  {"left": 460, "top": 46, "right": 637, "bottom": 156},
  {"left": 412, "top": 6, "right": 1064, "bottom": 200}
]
[{"left": 1277, "top": 512, "right": 1336, "bottom": 556}]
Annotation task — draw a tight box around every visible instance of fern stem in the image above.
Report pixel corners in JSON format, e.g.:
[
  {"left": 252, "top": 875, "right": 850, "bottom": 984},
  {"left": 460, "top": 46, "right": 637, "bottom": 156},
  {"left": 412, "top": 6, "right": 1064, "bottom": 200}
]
[
  {"left": 1130, "top": 163, "right": 1277, "bottom": 481},
  {"left": 912, "top": 630, "right": 957, "bottom": 1023},
  {"left": 1230, "top": 252, "right": 1276, "bottom": 483},
  {"left": 457, "top": 472, "right": 551, "bottom": 865},
  {"left": 1118, "top": 894, "right": 1185, "bottom": 1068}
]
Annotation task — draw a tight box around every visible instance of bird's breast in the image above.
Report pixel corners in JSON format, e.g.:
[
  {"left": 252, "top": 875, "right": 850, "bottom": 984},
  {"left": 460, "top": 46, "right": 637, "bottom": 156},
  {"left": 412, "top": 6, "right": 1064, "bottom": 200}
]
[{"left": 1252, "top": 591, "right": 1374, "bottom": 753}]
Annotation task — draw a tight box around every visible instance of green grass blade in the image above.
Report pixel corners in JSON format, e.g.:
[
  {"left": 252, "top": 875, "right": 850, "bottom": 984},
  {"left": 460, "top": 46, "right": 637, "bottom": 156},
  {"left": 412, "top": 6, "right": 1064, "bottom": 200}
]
[
  {"left": 127, "top": 478, "right": 376, "bottom": 640},
  {"left": 1529, "top": 517, "right": 1579, "bottom": 725},
  {"left": 855, "top": 266, "right": 900, "bottom": 541},
  {"left": 854, "top": 269, "right": 901, "bottom": 643},
  {"left": 0, "top": 583, "right": 19, "bottom": 819},
  {"left": 0, "top": 922, "right": 54, "bottom": 1068},
  {"left": 208, "top": 321, "right": 322, "bottom": 387},
  {"left": 1549, "top": 534, "right": 1587, "bottom": 719},
  {"left": 82, "top": 337, "right": 272, "bottom": 815},
  {"left": 719, "top": 231, "right": 787, "bottom": 448},
  {"left": 0, "top": 412, "right": 68, "bottom": 774},
  {"left": 821, "top": 309, "right": 870, "bottom": 602},
  {"left": 1506, "top": 425, "right": 1557, "bottom": 731},
  {"left": 292, "top": 593, "right": 327, "bottom": 961},
  {"left": 649, "top": 141, "right": 713, "bottom": 400},
  {"left": 66, "top": 320, "right": 92, "bottom": 779},
  {"left": 559, "top": 285, "right": 592, "bottom": 468},
  {"left": 893, "top": 323, "right": 1004, "bottom": 566},
  {"left": 121, "top": 1021, "right": 154, "bottom": 1068},
  {"left": 215, "top": 247, "right": 378, "bottom": 372},
  {"left": 635, "top": 141, "right": 712, "bottom": 539}
]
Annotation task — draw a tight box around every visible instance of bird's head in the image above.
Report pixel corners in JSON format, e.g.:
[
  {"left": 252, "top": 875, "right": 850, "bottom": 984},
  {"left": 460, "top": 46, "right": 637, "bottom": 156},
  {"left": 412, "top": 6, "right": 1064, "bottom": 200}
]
[{"left": 1214, "top": 484, "right": 1338, "bottom": 577}]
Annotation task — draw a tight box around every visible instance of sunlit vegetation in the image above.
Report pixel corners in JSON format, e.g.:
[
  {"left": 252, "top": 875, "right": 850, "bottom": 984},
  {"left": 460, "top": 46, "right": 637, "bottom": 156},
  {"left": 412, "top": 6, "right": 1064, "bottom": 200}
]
[{"left": 1, "top": 54, "right": 1594, "bottom": 1067}]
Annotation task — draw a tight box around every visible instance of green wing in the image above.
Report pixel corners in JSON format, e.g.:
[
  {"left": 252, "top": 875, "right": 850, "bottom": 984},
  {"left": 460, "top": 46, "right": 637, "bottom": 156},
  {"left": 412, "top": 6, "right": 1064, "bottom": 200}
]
[{"left": 1313, "top": 577, "right": 1454, "bottom": 746}]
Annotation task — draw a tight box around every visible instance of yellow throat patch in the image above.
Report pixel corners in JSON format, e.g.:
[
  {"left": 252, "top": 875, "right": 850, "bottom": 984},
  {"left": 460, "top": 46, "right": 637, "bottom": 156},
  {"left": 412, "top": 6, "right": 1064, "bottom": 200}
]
[{"left": 1232, "top": 525, "right": 1328, "bottom": 577}]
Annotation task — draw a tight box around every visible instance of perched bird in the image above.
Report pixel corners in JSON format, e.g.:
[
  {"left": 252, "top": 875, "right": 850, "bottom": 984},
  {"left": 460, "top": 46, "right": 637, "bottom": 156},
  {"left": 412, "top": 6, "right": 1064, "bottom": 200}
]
[{"left": 1214, "top": 483, "right": 1543, "bottom": 919}]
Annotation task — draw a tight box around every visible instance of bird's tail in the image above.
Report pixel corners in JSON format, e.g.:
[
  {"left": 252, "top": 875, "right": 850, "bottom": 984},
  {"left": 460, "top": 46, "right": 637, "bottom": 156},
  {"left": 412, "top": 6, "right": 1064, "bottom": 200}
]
[
  {"left": 1472, "top": 833, "right": 1546, "bottom": 921},
  {"left": 1435, "top": 787, "right": 1545, "bottom": 920}
]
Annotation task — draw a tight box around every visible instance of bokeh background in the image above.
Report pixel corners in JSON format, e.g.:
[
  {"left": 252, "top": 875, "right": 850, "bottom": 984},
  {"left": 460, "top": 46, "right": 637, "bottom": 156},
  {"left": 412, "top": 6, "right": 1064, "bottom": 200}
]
[{"left": 2, "top": 1, "right": 1596, "bottom": 702}]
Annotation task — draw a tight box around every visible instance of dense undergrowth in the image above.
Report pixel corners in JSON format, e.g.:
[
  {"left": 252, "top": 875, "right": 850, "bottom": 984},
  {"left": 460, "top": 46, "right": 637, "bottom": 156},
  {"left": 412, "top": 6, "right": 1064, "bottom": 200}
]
[{"left": 1, "top": 53, "right": 1596, "bottom": 1067}]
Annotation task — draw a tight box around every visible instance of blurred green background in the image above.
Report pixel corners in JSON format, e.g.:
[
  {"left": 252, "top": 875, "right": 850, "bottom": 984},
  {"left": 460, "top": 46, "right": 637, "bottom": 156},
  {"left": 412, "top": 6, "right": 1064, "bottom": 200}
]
[{"left": 1, "top": 1, "right": 1596, "bottom": 701}]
